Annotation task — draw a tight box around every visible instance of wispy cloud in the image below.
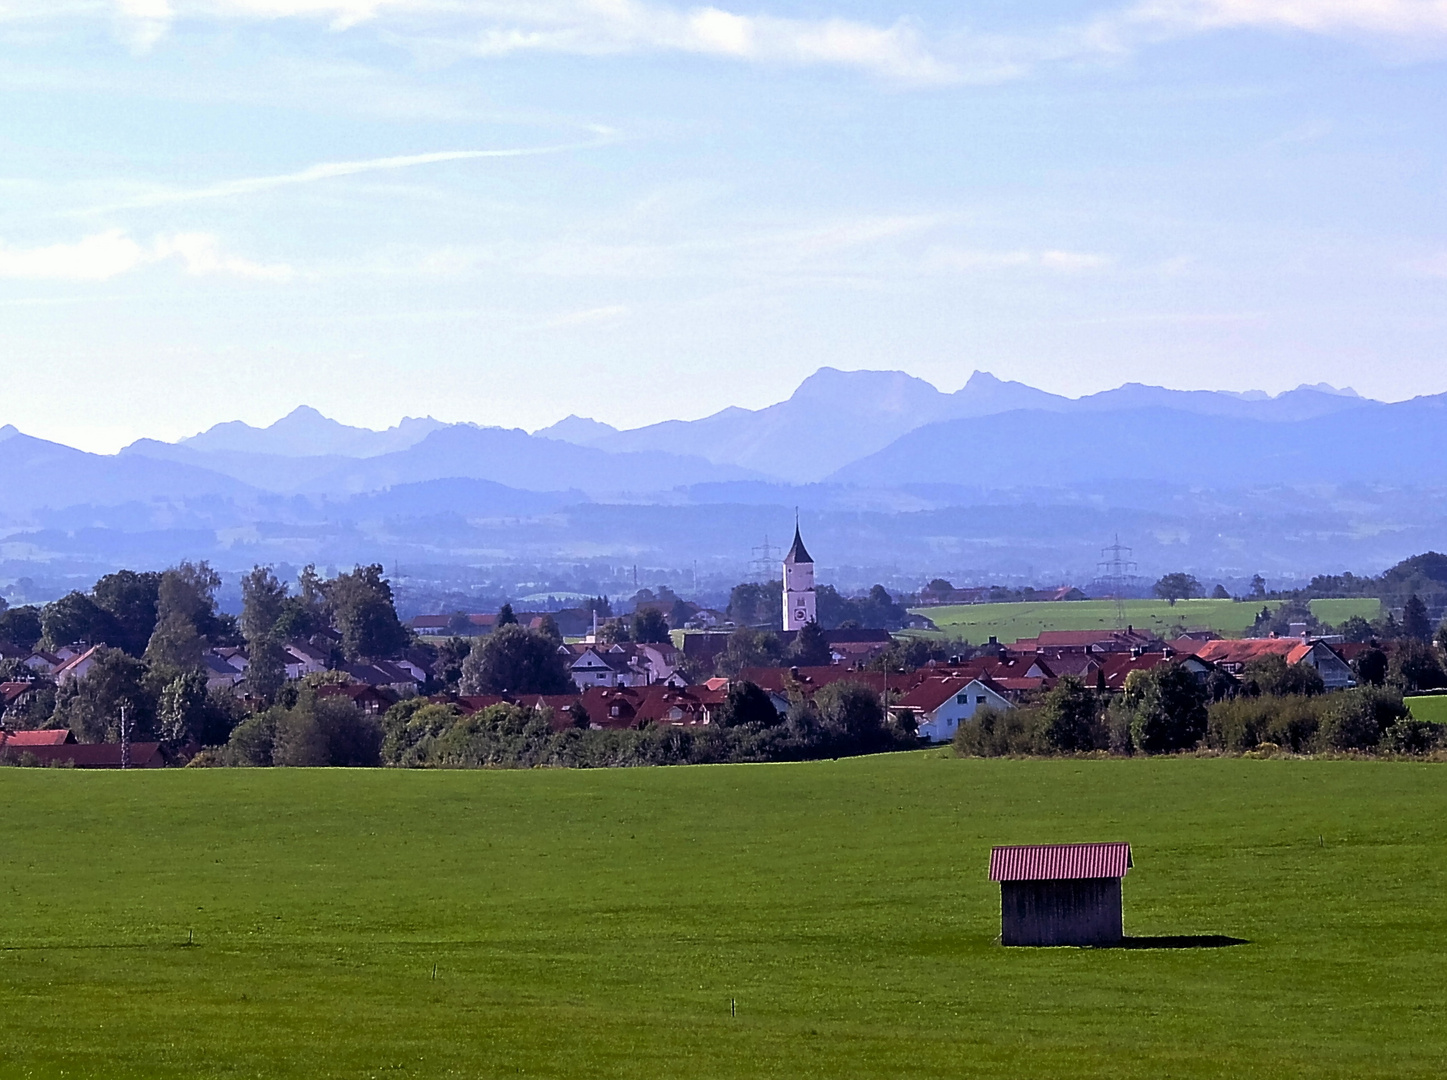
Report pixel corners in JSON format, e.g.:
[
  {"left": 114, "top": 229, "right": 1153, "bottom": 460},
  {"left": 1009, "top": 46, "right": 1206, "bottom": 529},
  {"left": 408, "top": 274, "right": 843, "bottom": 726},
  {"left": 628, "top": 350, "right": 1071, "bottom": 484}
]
[
  {"left": 12, "top": 1, "right": 1446, "bottom": 87},
  {"left": 84, "top": 139, "right": 609, "bottom": 214},
  {"left": 0, "top": 229, "right": 293, "bottom": 281},
  {"left": 84, "top": 0, "right": 962, "bottom": 83},
  {"left": 1125, "top": 0, "right": 1447, "bottom": 38}
]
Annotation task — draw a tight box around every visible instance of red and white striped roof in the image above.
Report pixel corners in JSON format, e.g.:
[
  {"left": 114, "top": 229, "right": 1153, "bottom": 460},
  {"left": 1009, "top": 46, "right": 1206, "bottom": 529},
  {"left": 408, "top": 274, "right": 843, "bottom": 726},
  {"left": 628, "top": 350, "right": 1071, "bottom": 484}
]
[{"left": 989, "top": 843, "right": 1132, "bottom": 882}]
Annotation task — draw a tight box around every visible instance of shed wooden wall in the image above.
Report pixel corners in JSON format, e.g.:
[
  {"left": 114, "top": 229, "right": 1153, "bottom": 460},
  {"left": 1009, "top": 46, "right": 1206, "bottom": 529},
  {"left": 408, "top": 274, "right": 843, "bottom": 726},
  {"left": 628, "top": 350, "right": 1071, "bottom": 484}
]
[{"left": 1000, "top": 878, "right": 1122, "bottom": 946}]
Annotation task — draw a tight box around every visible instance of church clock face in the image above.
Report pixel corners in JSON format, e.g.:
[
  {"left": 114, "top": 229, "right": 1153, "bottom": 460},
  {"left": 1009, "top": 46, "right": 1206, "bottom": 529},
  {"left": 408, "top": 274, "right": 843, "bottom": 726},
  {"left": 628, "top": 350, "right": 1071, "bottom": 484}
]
[{"left": 794, "top": 608, "right": 808, "bottom": 621}]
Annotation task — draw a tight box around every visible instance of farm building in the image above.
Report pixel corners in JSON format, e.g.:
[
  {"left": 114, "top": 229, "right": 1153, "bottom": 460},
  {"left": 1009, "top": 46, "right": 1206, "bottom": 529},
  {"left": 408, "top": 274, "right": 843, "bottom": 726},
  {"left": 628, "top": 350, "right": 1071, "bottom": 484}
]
[{"left": 989, "top": 842, "right": 1132, "bottom": 946}]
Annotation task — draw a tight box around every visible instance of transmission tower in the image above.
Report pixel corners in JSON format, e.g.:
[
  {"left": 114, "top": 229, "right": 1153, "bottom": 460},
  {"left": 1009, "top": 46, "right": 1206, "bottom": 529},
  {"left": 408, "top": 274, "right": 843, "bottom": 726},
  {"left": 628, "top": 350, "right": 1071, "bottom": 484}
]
[
  {"left": 1097, "top": 534, "right": 1137, "bottom": 629},
  {"left": 749, "top": 535, "right": 779, "bottom": 582}
]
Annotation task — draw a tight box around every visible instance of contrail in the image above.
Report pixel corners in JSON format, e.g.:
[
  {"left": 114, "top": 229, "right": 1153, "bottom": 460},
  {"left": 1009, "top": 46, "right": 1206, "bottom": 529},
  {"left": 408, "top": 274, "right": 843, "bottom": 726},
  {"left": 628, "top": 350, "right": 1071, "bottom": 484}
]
[{"left": 81, "top": 136, "right": 611, "bottom": 214}]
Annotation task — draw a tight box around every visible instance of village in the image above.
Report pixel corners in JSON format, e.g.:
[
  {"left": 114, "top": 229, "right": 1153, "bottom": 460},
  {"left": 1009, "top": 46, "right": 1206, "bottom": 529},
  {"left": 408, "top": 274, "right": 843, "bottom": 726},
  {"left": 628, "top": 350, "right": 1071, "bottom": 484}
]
[{"left": 0, "top": 523, "right": 1423, "bottom": 769}]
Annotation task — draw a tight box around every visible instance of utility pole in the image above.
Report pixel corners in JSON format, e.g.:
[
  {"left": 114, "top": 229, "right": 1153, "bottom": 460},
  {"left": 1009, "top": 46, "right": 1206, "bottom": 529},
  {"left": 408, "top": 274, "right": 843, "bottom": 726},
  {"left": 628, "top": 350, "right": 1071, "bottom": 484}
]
[{"left": 119, "top": 703, "right": 130, "bottom": 771}]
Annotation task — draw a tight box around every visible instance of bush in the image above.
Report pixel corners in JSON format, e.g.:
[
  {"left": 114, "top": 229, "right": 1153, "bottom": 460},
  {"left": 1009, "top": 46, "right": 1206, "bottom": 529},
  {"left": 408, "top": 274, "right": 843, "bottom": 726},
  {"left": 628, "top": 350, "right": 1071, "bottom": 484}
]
[
  {"left": 1318, "top": 687, "right": 1409, "bottom": 752},
  {"left": 953, "top": 706, "right": 1040, "bottom": 757},
  {"left": 1124, "top": 664, "right": 1208, "bottom": 753},
  {"left": 1379, "top": 719, "right": 1447, "bottom": 755},
  {"left": 1038, "top": 677, "right": 1103, "bottom": 752},
  {"left": 1240, "top": 654, "right": 1325, "bottom": 698},
  {"left": 1207, "top": 695, "right": 1324, "bottom": 753}
]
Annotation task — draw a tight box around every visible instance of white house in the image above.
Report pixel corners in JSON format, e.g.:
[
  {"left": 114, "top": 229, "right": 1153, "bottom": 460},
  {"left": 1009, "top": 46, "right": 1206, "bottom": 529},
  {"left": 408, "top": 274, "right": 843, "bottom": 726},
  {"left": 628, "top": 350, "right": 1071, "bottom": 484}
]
[
  {"left": 52, "top": 645, "right": 103, "bottom": 685},
  {"left": 894, "top": 676, "right": 1013, "bottom": 743},
  {"left": 564, "top": 645, "right": 650, "bottom": 690}
]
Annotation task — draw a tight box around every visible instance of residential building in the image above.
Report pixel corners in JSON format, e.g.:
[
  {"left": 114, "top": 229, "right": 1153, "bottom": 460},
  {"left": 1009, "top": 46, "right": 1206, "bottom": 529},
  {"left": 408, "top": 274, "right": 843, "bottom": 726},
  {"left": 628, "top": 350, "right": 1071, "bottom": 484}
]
[{"left": 894, "top": 677, "right": 1014, "bottom": 743}]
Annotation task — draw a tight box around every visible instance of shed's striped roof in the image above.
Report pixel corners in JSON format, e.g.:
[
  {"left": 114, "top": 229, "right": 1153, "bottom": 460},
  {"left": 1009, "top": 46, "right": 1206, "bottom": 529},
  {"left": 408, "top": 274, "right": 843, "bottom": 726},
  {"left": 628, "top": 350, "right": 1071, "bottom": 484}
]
[{"left": 989, "top": 843, "right": 1132, "bottom": 882}]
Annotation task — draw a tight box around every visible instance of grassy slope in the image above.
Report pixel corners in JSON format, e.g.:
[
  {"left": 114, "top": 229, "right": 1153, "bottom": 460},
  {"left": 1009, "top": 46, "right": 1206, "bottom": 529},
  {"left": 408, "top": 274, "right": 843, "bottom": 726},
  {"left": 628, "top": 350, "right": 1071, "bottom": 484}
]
[
  {"left": 910, "top": 598, "right": 1382, "bottom": 643},
  {"left": 1405, "top": 695, "right": 1447, "bottom": 723},
  {"left": 3, "top": 757, "right": 1445, "bottom": 1080}
]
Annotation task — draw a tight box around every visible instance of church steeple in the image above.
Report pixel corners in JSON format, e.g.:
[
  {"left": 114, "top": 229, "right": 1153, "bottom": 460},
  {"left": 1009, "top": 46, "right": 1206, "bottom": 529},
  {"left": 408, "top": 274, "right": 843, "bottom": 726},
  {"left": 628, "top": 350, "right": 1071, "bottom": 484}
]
[
  {"left": 782, "top": 518, "right": 817, "bottom": 631},
  {"left": 784, "top": 524, "right": 812, "bottom": 566}
]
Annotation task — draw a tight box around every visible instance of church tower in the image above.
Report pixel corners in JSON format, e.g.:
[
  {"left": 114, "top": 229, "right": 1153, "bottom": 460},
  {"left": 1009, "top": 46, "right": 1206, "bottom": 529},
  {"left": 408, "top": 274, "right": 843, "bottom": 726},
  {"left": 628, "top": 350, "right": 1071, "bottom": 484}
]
[{"left": 782, "top": 522, "right": 817, "bottom": 631}]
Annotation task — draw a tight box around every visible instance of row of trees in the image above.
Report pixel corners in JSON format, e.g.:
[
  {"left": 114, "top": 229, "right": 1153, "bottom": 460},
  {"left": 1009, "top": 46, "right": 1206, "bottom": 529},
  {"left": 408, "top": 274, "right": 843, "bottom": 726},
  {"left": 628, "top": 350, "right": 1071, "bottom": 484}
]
[
  {"left": 953, "top": 660, "right": 1440, "bottom": 759},
  {"left": 350, "top": 677, "right": 913, "bottom": 769},
  {"left": 726, "top": 582, "right": 910, "bottom": 631},
  {"left": 0, "top": 562, "right": 411, "bottom": 753}
]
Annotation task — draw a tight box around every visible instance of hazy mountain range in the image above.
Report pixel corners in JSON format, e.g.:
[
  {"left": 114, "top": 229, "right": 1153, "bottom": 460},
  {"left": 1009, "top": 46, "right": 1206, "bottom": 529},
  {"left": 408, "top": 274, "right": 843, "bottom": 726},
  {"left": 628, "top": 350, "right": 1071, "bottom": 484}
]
[{"left": 1, "top": 369, "right": 1442, "bottom": 594}]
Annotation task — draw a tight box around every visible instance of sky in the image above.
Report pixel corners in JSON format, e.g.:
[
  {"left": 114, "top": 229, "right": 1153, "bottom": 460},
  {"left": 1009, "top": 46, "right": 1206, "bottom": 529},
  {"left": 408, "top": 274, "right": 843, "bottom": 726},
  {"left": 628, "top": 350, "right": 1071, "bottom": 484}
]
[{"left": 0, "top": 1, "right": 1444, "bottom": 452}]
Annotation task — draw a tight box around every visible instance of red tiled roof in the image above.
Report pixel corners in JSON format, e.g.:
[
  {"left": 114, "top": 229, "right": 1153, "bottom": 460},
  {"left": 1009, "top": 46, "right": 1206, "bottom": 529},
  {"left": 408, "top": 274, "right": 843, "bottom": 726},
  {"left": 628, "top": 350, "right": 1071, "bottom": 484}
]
[
  {"left": 989, "top": 843, "right": 1132, "bottom": 882},
  {"left": 1194, "top": 639, "right": 1310, "bottom": 666},
  {"left": 0, "top": 681, "right": 38, "bottom": 706},
  {"left": 897, "top": 677, "right": 982, "bottom": 714},
  {"left": 0, "top": 728, "right": 73, "bottom": 746}
]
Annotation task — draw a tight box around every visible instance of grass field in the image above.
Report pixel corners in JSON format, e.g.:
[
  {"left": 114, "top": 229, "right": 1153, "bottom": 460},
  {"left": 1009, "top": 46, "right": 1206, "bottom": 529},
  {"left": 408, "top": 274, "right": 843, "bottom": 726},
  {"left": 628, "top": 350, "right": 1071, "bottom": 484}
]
[
  {"left": 1406, "top": 695, "right": 1447, "bottom": 724},
  {"left": 910, "top": 597, "right": 1383, "bottom": 644},
  {"left": 4, "top": 756, "right": 1447, "bottom": 1079}
]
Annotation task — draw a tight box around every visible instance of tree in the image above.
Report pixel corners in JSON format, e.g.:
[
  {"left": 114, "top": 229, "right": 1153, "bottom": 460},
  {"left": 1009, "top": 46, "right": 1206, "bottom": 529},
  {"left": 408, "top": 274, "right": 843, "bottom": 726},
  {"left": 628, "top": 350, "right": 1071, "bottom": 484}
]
[
  {"left": 856, "top": 586, "right": 909, "bottom": 630},
  {"left": 240, "top": 566, "right": 287, "bottom": 643},
  {"left": 1210, "top": 584, "right": 1231, "bottom": 600},
  {"left": 632, "top": 608, "right": 670, "bottom": 644},
  {"left": 713, "top": 681, "right": 780, "bottom": 728},
  {"left": 1402, "top": 594, "right": 1432, "bottom": 642},
  {"left": 789, "top": 620, "right": 832, "bottom": 667},
  {"left": 90, "top": 570, "right": 161, "bottom": 656},
  {"left": 1389, "top": 640, "right": 1446, "bottom": 693},
  {"left": 274, "top": 565, "right": 328, "bottom": 641},
  {"left": 1153, "top": 573, "right": 1202, "bottom": 606},
  {"left": 146, "top": 561, "right": 222, "bottom": 671},
  {"left": 41, "top": 592, "right": 121, "bottom": 651},
  {"left": 459, "top": 624, "right": 573, "bottom": 695},
  {"left": 1250, "top": 574, "right": 1267, "bottom": 598},
  {"left": 496, "top": 603, "right": 518, "bottom": 626},
  {"left": 813, "top": 680, "right": 891, "bottom": 753},
  {"left": 727, "top": 581, "right": 782, "bottom": 629},
  {"left": 1241, "top": 654, "right": 1325, "bottom": 697},
  {"left": 1341, "top": 616, "right": 1376, "bottom": 644},
  {"left": 156, "top": 670, "right": 245, "bottom": 750},
  {"left": 1039, "top": 676, "right": 1101, "bottom": 752},
  {"left": 241, "top": 566, "right": 290, "bottom": 703},
  {"left": 0, "top": 605, "right": 42, "bottom": 651},
  {"left": 535, "top": 614, "right": 563, "bottom": 645},
  {"left": 328, "top": 564, "right": 408, "bottom": 661},
  {"left": 50, "top": 647, "right": 153, "bottom": 743},
  {"left": 272, "top": 693, "right": 382, "bottom": 767},
  {"left": 430, "top": 637, "right": 473, "bottom": 692},
  {"left": 1123, "top": 664, "right": 1207, "bottom": 753},
  {"left": 1353, "top": 647, "right": 1388, "bottom": 687},
  {"left": 716, "top": 627, "right": 785, "bottom": 678}
]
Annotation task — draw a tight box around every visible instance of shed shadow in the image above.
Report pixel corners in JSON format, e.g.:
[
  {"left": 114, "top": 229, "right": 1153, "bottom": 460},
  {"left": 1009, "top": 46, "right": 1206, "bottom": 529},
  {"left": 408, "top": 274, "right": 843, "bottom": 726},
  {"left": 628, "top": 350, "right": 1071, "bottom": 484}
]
[{"left": 1105, "top": 935, "right": 1249, "bottom": 950}]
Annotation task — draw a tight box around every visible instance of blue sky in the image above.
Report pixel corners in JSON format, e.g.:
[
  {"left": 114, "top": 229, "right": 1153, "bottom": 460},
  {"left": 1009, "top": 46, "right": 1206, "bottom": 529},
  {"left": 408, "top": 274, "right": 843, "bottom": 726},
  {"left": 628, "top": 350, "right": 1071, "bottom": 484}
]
[{"left": 1, "top": 1, "right": 1444, "bottom": 451}]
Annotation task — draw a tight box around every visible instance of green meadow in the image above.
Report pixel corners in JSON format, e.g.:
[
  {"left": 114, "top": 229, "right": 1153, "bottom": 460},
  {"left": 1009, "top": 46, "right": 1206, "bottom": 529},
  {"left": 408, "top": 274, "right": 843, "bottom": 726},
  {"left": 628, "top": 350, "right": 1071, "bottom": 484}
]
[
  {"left": 1405, "top": 695, "right": 1447, "bottom": 724},
  {"left": 3, "top": 755, "right": 1446, "bottom": 1079},
  {"left": 910, "top": 597, "right": 1382, "bottom": 644}
]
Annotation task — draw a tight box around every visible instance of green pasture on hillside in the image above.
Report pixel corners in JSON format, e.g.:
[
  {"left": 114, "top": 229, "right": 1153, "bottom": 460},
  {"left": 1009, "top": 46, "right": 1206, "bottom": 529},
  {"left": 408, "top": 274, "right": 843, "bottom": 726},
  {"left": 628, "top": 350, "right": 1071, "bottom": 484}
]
[
  {"left": 1406, "top": 695, "right": 1447, "bottom": 724},
  {"left": 3, "top": 756, "right": 1447, "bottom": 1079},
  {"left": 910, "top": 597, "right": 1383, "bottom": 644}
]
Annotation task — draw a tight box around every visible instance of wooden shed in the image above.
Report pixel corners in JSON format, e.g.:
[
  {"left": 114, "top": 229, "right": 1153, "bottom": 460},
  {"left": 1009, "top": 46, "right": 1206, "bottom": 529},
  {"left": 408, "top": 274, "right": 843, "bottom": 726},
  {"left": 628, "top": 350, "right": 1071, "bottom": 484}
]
[{"left": 990, "top": 843, "right": 1132, "bottom": 946}]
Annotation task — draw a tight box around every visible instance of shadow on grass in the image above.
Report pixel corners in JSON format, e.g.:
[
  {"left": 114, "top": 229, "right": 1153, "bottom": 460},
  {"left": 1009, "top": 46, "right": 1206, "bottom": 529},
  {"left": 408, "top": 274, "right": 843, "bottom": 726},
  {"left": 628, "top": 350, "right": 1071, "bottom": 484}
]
[{"left": 1105, "top": 935, "right": 1249, "bottom": 949}]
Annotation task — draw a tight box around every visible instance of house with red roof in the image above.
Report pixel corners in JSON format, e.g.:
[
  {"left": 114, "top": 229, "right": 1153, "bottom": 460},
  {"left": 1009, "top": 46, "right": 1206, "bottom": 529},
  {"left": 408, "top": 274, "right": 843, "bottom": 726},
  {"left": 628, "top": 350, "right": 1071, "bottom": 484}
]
[
  {"left": 1192, "top": 638, "right": 1354, "bottom": 689},
  {"left": 893, "top": 676, "right": 1013, "bottom": 743}
]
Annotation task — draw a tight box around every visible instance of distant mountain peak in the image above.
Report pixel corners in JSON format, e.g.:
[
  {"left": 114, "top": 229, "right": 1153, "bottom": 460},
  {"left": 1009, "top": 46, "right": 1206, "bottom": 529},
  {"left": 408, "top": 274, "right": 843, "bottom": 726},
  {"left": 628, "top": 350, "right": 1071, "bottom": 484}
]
[
  {"left": 0, "top": 424, "right": 19, "bottom": 443},
  {"left": 179, "top": 407, "right": 447, "bottom": 459},
  {"left": 1293, "top": 382, "right": 1360, "bottom": 398},
  {"left": 534, "top": 415, "right": 620, "bottom": 446}
]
